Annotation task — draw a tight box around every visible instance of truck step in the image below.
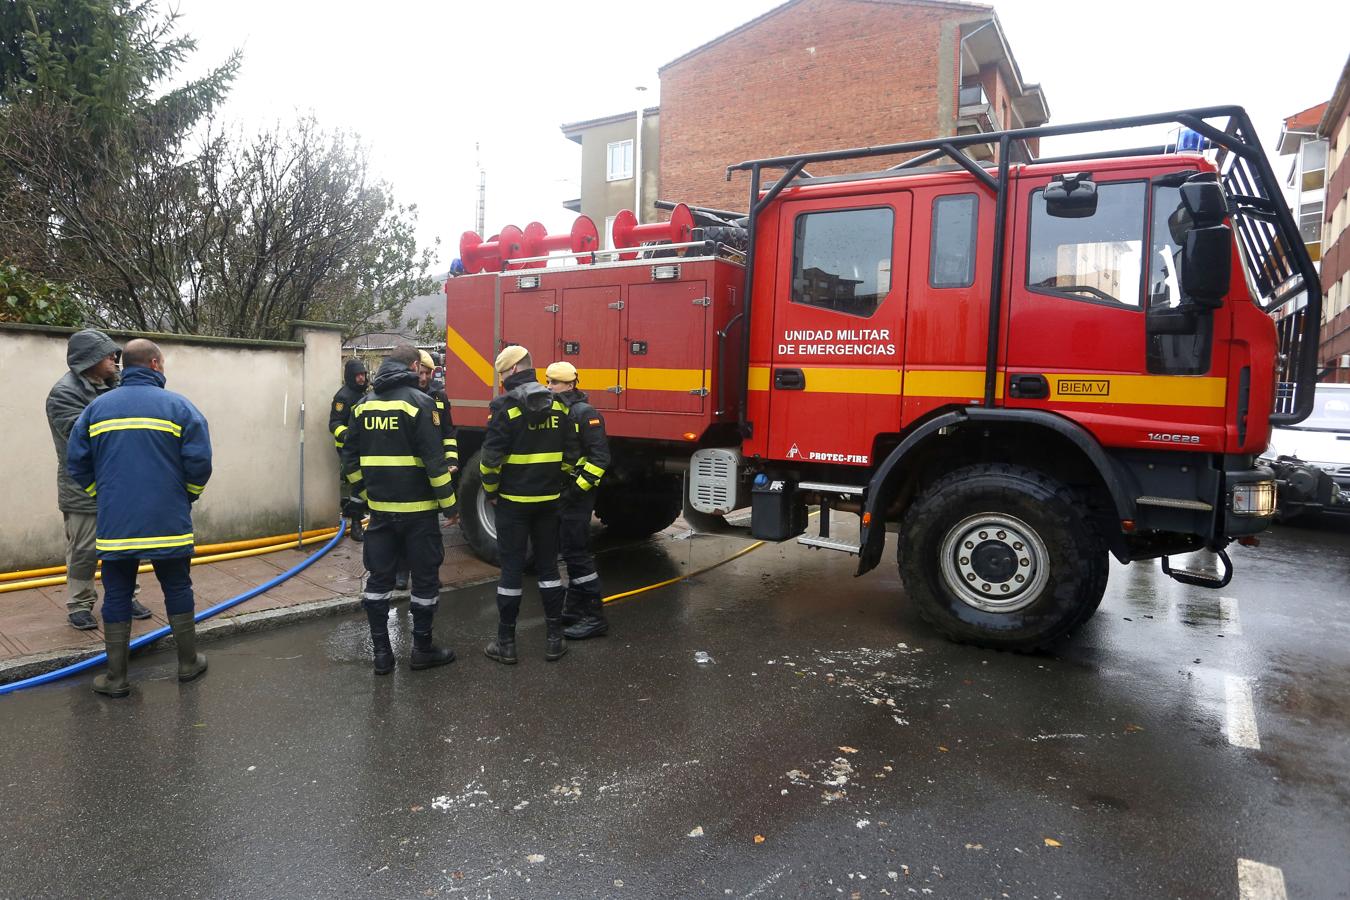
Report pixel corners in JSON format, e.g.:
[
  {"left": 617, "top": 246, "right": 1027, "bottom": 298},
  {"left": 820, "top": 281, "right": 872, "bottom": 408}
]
[
  {"left": 797, "top": 535, "right": 861, "bottom": 554},
  {"left": 1160, "top": 549, "right": 1232, "bottom": 589},
  {"left": 798, "top": 481, "right": 865, "bottom": 496}
]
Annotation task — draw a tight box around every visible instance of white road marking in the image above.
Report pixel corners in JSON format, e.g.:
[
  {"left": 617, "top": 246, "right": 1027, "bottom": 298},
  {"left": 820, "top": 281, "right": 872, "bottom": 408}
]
[
  {"left": 1225, "top": 675, "right": 1261, "bottom": 750},
  {"left": 1237, "top": 858, "right": 1287, "bottom": 899},
  {"left": 1220, "top": 596, "right": 1242, "bottom": 635}
]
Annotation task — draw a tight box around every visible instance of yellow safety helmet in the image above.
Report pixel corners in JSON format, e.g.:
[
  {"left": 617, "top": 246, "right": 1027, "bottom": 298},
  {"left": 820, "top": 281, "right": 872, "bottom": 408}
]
[
  {"left": 494, "top": 345, "right": 529, "bottom": 374},
  {"left": 545, "top": 361, "right": 578, "bottom": 383},
  {"left": 417, "top": 349, "right": 435, "bottom": 371}
]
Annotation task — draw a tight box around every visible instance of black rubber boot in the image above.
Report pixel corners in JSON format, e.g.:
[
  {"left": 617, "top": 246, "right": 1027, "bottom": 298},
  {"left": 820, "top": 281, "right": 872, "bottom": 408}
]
[
  {"left": 409, "top": 606, "right": 455, "bottom": 670},
  {"left": 167, "top": 613, "right": 208, "bottom": 682},
  {"left": 545, "top": 617, "right": 568, "bottom": 662},
  {"left": 348, "top": 515, "right": 364, "bottom": 543},
  {"left": 92, "top": 620, "right": 132, "bottom": 698},
  {"left": 559, "top": 593, "right": 584, "bottom": 626},
  {"left": 365, "top": 605, "right": 394, "bottom": 676},
  {"left": 563, "top": 597, "right": 608, "bottom": 640},
  {"left": 484, "top": 623, "right": 517, "bottom": 665}
]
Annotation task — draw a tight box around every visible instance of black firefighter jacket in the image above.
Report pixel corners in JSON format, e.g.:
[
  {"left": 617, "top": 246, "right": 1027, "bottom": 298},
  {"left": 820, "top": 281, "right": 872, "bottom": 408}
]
[
  {"left": 557, "top": 389, "right": 610, "bottom": 497},
  {"left": 480, "top": 370, "right": 579, "bottom": 503},
  {"left": 329, "top": 357, "right": 368, "bottom": 452},
  {"left": 341, "top": 361, "right": 456, "bottom": 515}
]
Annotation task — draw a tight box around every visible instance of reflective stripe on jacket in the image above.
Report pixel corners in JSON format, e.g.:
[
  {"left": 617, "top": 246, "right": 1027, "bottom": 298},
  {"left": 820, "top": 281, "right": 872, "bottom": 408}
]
[
  {"left": 479, "top": 371, "right": 577, "bottom": 503},
  {"left": 66, "top": 366, "right": 212, "bottom": 560},
  {"left": 557, "top": 389, "right": 610, "bottom": 493}
]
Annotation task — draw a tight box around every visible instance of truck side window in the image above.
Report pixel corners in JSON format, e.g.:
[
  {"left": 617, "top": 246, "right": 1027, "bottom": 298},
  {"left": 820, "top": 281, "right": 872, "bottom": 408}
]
[
  {"left": 791, "top": 207, "right": 894, "bottom": 318},
  {"left": 1027, "top": 181, "right": 1146, "bottom": 307},
  {"left": 929, "top": 194, "right": 978, "bottom": 288}
]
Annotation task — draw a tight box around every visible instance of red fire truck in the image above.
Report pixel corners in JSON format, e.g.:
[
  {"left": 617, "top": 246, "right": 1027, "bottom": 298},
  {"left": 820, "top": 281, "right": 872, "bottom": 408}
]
[{"left": 442, "top": 106, "right": 1321, "bottom": 650}]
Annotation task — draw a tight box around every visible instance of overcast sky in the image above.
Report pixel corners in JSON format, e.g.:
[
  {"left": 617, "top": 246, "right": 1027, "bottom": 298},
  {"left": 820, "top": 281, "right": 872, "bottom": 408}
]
[{"left": 175, "top": 0, "right": 1347, "bottom": 270}]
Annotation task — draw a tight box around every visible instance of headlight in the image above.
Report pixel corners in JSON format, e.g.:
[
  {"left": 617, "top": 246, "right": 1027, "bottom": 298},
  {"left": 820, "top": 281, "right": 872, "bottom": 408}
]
[{"left": 1231, "top": 481, "right": 1276, "bottom": 516}]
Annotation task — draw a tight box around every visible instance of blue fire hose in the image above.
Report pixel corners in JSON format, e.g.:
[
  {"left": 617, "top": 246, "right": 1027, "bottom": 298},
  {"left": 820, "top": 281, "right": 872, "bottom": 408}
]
[{"left": 0, "top": 520, "right": 347, "bottom": 696}]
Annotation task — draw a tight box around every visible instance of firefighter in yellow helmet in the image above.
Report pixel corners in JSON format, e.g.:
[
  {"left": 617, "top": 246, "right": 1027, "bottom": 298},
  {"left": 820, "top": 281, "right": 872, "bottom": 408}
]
[{"left": 545, "top": 361, "right": 610, "bottom": 639}]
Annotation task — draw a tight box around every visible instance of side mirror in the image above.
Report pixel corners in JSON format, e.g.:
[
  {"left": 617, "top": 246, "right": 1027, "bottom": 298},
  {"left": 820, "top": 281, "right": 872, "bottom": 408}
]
[
  {"left": 1044, "top": 173, "right": 1098, "bottom": 218},
  {"left": 1181, "top": 225, "right": 1231, "bottom": 308},
  {"left": 1180, "top": 173, "right": 1227, "bottom": 229}
]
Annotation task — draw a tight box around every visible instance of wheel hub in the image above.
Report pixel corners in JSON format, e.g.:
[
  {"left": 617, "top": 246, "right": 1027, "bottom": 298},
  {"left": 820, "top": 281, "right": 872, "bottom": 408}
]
[{"left": 939, "top": 513, "right": 1049, "bottom": 613}]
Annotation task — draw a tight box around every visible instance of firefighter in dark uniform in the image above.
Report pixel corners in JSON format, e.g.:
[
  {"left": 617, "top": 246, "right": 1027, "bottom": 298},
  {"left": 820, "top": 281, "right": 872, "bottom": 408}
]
[
  {"left": 546, "top": 362, "right": 611, "bottom": 639},
  {"left": 341, "top": 345, "right": 457, "bottom": 675},
  {"left": 331, "top": 356, "right": 369, "bottom": 541},
  {"left": 480, "top": 345, "right": 578, "bottom": 664}
]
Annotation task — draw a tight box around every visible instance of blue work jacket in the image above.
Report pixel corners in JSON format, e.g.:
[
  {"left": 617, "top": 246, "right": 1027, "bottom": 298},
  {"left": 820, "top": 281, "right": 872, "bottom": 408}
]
[{"left": 66, "top": 366, "right": 213, "bottom": 560}]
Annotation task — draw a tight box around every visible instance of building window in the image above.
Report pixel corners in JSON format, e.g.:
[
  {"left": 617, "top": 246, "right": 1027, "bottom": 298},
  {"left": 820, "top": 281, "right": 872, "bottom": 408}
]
[
  {"left": 930, "top": 194, "right": 978, "bottom": 288},
  {"left": 791, "top": 207, "right": 894, "bottom": 318},
  {"left": 607, "top": 140, "right": 633, "bottom": 182},
  {"left": 604, "top": 215, "right": 617, "bottom": 250},
  {"left": 1301, "top": 139, "right": 1327, "bottom": 192},
  {"left": 1027, "top": 181, "right": 1146, "bottom": 307}
]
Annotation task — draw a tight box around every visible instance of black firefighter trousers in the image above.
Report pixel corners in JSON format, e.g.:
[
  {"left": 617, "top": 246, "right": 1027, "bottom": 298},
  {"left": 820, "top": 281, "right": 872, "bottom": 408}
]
[
  {"left": 559, "top": 492, "right": 602, "bottom": 607},
  {"left": 494, "top": 497, "right": 564, "bottom": 626},
  {"left": 362, "top": 511, "right": 444, "bottom": 622}
]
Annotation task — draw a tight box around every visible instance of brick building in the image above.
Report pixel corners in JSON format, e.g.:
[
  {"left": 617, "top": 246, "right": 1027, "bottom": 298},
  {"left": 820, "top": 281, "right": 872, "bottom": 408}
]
[
  {"left": 1318, "top": 56, "right": 1350, "bottom": 382},
  {"left": 561, "top": 0, "right": 1047, "bottom": 237}
]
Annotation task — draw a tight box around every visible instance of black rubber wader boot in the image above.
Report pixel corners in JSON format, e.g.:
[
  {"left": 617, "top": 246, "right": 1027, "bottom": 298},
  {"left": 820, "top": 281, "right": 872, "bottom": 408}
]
[
  {"left": 348, "top": 515, "right": 365, "bottom": 543},
  {"left": 409, "top": 606, "right": 455, "bottom": 670},
  {"left": 168, "top": 613, "right": 208, "bottom": 682},
  {"left": 365, "top": 604, "right": 394, "bottom": 676},
  {"left": 545, "top": 618, "right": 568, "bottom": 662},
  {"left": 563, "top": 597, "right": 608, "bottom": 640},
  {"left": 560, "top": 594, "right": 584, "bottom": 626},
  {"left": 92, "top": 620, "right": 132, "bottom": 698},
  {"left": 484, "top": 624, "right": 517, "bottom": 665}
]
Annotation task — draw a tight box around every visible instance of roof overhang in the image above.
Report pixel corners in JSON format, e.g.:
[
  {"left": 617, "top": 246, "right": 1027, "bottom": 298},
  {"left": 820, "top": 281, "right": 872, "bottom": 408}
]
[
  {"left": 958, "top": 15, "right": 1049, "bottom": 127},
  {"left": 1318, "top": 55, "right": 1350, "bottom": 139},
  {"left": 560, "top": 107, "right": 660, "bottom": 144}
]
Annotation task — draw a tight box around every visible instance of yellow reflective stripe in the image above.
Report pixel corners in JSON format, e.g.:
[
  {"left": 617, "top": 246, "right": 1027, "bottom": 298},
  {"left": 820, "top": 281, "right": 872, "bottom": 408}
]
[
  {"left": 428, "top": 471, "right": 453, "bottom": 488},
  {"left": 507, "top": 407, "right": 522, "bottom": 420},
  {"left": 89, "top": 417, "right": 182, "bottom": 438},
  {"left": 504, "top": 452, "right": 563, "bottom": 465},
  {"left": 500, "top": 492, "right": 561, "bottom": 503},
  {"left": 367, "top": 499, "right": 439, "bottom": 512},
  {"left": 96, "top": 533, "right": 194, "bottom": 551},
  {"left": 577, "top": 477, "right": 594, "bottom": 492},
  {"left": 438, "top": 494, "right": 457, "bottom": 509},
  {"left": 561, "top": 462, "right": 575, "bottom": 473},
  {"left": 625, "top": 368, "right": 709, "bottom": 392},
  {"left": 479, "top": 463, "right": 502, "bottom": 474},
  {"left": 353, "top": 399, "right": 420, "bottom": 418},
  {"left": 435, "top": 400, "right": 445, "bottom": 409},
  {"left": 346, "top": 469, "right": 364, "bottom": 484},
  {"left": 905, "top": 369, "right": 999, "bottom": 399},
  {"left": 1042, "top": 373, "right": 1226, "bottom": 407},
  {"left": 483, "top": 483, "right": 499, "bottom": 493},
  {"left": 443, "top": 438, "right": 456, "bottom": 445},
  {"left": 186, "top": 483, "right": 205, "bottom": 495},
  {"left": 582, "top": 461, "right": 605, "bottom": 478},
  {"left": 359, "top": 456, "right": 424, "bottom": 467},
  {"left": 551, "top": 400, "right": 568, "bottom": 412},
  {"left": 84, "top": 483, "right": 97, "bottom": 496},
  {"left": 446, "top": 322, "right": 496, "bottom": 387},
  {"left": 333, "top": 424, "right": 349, "bottom": 438},
  {"left": 334, "top": 440, "right": 345, "bottom": 449}
]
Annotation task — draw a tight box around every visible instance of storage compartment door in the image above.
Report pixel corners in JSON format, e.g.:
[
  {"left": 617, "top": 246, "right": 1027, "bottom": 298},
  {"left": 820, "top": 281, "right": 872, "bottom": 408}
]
[
  {"left": 625, "top": 281, "right": 708, "bottom": 414},
  {"left": 560, "top": 285, "right": 622, "bottom": 410},
  {"left": 500, "top": 289, "right": 557, "bottom": 381}
]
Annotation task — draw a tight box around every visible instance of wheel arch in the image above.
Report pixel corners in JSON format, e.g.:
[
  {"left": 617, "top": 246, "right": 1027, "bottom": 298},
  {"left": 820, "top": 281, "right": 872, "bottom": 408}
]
[{"left": 856, "top": 408, "right": 1137, "bottom": 575}]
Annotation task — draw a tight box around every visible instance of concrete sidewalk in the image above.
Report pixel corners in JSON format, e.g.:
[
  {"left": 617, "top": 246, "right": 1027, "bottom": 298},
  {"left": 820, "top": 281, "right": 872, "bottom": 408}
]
[{"left": 0, "top": 524, "right": 499, "bottom": 684}]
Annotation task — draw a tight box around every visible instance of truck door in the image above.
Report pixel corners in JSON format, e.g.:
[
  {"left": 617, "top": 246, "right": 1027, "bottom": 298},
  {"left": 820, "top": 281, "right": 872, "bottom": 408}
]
[
  {"left": 766, "top": 193, "right": 911, "bottom": 466},
  {"left": 1005, "top": 173, "right": 1227, "bottom": 448},
  {"left": 500, "top": 286, "right": 557, "bottom": 381},
  {"left": 560, "top": 285, "right": 622, "bottom": 410}
]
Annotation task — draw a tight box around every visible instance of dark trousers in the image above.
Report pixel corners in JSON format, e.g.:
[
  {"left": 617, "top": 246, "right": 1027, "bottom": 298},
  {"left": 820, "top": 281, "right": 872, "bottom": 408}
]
[
  {"left": 559, "top": 492, "right": 601, "bottom": 605},
  {"left": 362, "top": 512, "right": 444, "bottom": 613},
  {"left": 495, "top": 498, "right": 563, "bottom": 625},
  {"left": 102, "top": 556, "right": 192, "bottom": 624}
]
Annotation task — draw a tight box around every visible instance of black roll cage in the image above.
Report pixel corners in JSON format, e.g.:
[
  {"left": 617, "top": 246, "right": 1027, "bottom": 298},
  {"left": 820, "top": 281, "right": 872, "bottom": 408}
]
[{"left": 724, "top": 105, "right": 1322, "bottom": 432}]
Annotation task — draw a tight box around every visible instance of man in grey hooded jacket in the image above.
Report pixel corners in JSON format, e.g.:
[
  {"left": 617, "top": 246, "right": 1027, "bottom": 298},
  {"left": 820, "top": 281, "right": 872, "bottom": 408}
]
[{"left": 45, "top": 329, "right": 152, "bottom": 629}]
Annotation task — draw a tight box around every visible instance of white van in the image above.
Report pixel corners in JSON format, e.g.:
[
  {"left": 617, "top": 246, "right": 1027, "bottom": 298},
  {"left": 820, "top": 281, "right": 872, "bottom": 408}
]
[{"left": 1263, "top": 383, "right": 1350, "bottom": 519}]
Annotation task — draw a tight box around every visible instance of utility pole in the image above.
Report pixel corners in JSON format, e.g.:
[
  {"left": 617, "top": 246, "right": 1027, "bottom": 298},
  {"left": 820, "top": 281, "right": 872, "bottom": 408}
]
[
  {"left": 633, "top": 86, "right": 647, "bottom": 224},
  {"left": 475, "top": 143, "right": 486, "bottom": 238}
]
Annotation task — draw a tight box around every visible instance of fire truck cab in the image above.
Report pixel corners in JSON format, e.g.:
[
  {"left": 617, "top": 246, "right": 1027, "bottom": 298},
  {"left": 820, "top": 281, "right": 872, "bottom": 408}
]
[{"left": 443, "top": 106, "right": 1321, "bottom": 651}]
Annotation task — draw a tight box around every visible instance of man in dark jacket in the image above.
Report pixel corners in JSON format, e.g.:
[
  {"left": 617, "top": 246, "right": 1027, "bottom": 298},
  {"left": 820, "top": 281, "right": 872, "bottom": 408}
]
[
  {"left": 45, "top": 328, "right": 152, "bottom": 630},
  {"left": 546, "top": 362, "right": 611, "bottom": 640},
  {"left": 341, "top": 345, "right": 457, "bottom": 675},
  {"left": 67, "top": 339, "right": 212, "bottom": 698},
  {"left": 480, "top": 345, "right": 577, "bottom": 665},
  {"left": 330, "top": 356, "right": 369, "bottom": 541}
]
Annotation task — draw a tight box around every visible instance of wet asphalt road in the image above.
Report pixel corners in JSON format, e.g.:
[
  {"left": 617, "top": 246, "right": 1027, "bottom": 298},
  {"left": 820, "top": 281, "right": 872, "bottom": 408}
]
[{"left": 1, "top": 517, "right": 1348, "bottom": 899}]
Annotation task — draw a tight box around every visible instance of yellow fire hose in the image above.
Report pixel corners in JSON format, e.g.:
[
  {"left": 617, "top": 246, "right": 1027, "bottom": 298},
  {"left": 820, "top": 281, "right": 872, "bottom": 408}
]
[{"left": 0, "top": 528, "right": 340, "bottom": 595}]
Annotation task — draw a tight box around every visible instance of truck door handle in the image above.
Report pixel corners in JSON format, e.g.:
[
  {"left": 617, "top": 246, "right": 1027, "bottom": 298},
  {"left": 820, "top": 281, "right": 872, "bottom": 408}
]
[
  {"left": 1009, "top": 374, "right": 1048, "bottom": 399},
  {"left": 774, "top": 368, "right": 805, "bottom": 390}
]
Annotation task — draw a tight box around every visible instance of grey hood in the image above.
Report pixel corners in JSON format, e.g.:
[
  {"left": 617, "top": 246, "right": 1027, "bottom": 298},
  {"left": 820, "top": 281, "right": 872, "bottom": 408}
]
[
  {"left": 508, "top": 380, "right": 553, "bottom": 415},
  {"left": 66, "top": 329, "right": 120, "bottom": 378}
]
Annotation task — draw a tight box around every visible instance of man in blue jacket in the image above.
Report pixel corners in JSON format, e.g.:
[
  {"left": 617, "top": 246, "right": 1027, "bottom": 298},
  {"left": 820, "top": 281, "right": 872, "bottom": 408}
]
[{"left": 67, "top": 339, "right": 213, "bottom": 698}]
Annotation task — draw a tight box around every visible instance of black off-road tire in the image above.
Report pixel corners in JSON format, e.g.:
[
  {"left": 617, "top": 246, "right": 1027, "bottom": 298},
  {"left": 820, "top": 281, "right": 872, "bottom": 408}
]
[
  {"left": 594, "top": 474, "right": 683, "bottom": 538},
  {"left": 898, "top": 463, "right": 1108, "bottom": 650},
  {"left": 458, "top": 452, "right": 500, "bottom": 566}
]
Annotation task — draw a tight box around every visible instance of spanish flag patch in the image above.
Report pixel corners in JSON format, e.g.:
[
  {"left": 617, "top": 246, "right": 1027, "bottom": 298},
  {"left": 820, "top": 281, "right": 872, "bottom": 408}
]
[{"left": 588, "top": 418, "right": 601, "bottom": 425}]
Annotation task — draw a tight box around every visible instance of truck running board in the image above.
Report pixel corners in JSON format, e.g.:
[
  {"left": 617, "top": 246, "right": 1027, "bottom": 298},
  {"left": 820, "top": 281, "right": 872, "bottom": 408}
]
[
  {"left": 798, "top": 535, "right": 861, "bottom": 554},
  {"left": 1160, "top": 549, "right": 1233, "bottom": 589}
]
